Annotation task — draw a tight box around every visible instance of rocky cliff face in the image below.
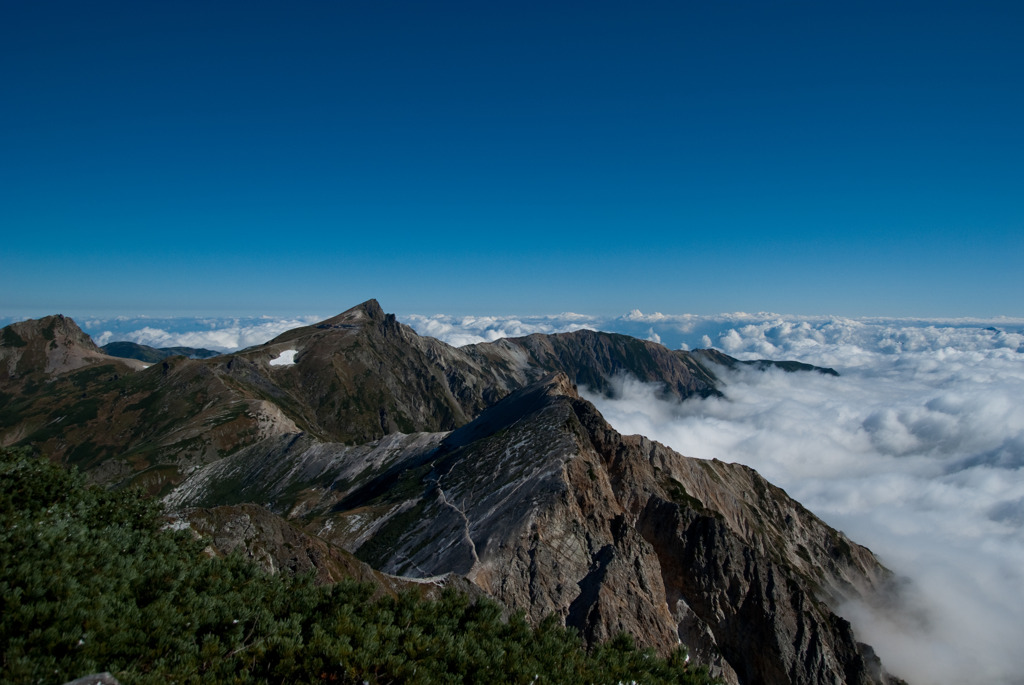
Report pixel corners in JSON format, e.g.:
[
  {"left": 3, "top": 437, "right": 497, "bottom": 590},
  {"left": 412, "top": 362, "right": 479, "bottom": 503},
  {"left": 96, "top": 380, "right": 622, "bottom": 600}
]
[
  {"left": 1, "top": 302, "right": 903, "bottom": 684},
  {"left": 161, "top": 373, "right": 900, "bottom": 684}
]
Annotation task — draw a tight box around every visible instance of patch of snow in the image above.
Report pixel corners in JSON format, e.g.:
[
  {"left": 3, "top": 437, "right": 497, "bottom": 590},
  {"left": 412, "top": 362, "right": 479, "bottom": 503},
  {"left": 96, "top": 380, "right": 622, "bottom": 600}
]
[{"left": 269, "top": 349, "right": 298, "bottom": 366}]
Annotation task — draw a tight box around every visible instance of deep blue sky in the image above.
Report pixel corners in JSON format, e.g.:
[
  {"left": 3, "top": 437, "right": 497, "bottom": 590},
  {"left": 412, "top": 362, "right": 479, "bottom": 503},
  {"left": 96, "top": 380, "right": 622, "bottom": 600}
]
[{"left": 2, "top": 1, "right": 1021, "bottom": 318}]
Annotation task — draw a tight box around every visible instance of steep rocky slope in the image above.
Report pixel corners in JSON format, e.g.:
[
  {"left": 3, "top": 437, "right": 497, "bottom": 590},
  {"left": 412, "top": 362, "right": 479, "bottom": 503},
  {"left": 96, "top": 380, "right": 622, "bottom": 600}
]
[
  {"left": 165, "top": 373, "right": 898, "bottom": 684},
  {"left": 180, "top": 503, "right": 483, "bottom": 602},
  {"left": 0, "top": 302, "right": 902, "bottom": 684}
]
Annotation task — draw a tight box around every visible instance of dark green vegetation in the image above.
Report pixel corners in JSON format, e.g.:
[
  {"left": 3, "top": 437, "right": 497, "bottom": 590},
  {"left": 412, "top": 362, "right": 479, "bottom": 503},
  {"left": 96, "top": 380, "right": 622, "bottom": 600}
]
[
  {"left": 0, "top": 447, "right": 717, "bottom": 685},
  {"left": 2, "top": 327, "right": 27, "bottom": 348}
]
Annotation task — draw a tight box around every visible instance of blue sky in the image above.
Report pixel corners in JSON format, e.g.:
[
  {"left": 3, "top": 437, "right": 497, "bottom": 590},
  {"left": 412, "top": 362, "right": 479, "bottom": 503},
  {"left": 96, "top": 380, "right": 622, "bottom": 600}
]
[{"left": 2, "top": 1, "right": 1021, "bottom": 319}]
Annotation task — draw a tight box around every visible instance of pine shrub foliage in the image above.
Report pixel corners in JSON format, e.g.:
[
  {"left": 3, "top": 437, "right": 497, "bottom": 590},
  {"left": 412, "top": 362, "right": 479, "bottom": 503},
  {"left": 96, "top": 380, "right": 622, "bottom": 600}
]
[{"left": 0, "top": 447, "right": 718, "bottom": 684}]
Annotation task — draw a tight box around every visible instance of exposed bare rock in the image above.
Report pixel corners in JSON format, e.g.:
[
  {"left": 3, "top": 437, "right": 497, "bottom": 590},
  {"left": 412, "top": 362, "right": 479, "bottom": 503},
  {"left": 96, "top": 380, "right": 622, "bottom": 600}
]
[
  {"left": 575, "top": 412, "right": 894, "bottom": 684},
  {"left": 179, "top": 502, "right": 487, "bottom": 606},
  {"left": 163, "top": 430, "right": 444, "bottom": 515},
  {"left": 332, "top": 374, "right": 899, "bottom": 684}
]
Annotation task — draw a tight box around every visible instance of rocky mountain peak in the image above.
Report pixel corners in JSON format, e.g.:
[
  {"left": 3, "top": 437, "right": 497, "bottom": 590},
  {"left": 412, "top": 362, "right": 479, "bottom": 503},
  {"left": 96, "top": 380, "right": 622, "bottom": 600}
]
[
  {"left": 1, "top": 315, "right": 143, "bottom": 391},
  {"left": 317, "top": 299, "right": 386, "bottom": 327},
  {"left": 263, "top": 299, "right": 405, "bottom": 352},
  {"left": 2, "top": 314, "right": 98, "bottom": 353}
]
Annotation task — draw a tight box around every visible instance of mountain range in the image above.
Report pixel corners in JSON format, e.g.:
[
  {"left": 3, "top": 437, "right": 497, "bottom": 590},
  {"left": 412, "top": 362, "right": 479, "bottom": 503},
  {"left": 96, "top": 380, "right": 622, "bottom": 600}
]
[{"left": 0, "top": 300, "right": 902, "bottom": 685}]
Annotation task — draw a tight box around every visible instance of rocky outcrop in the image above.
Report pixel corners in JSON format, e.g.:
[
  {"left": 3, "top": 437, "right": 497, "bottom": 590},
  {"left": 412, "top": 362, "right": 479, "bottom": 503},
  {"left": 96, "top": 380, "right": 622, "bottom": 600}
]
[{"left": 587, "top": 389, "right": 893, "bottom": 684}]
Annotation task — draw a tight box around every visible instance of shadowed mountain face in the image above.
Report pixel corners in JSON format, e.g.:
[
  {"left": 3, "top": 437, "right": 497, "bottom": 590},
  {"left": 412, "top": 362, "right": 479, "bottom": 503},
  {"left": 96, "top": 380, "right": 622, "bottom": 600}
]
[
  {"left": 465, "top": 329, "right": 725, "bottom": 401},
  {"left": 101, "top": 341, "right": 221, "bottom": 363},
  {"left": 0, "top": 301, "right": 901, "bottom": 685}
]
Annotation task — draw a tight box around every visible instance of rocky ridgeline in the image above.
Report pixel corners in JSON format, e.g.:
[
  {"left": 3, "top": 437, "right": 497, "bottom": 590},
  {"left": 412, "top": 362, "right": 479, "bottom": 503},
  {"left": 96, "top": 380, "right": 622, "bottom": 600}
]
[{"left": 1, "top": 301, "right": 904, "bottom": 685}]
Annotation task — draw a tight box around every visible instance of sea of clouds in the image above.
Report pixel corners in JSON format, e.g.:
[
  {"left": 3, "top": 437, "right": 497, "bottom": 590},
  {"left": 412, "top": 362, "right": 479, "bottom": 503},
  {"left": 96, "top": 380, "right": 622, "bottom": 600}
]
[
  {"left": 63, "top": 309, "right": 1024, "bottom": 684},
  {"left": 75, "top": 315, "right": 325, "bottom": 352},
  {"left": 414, "top": 312, "right": 1024, "bottom": 685}
]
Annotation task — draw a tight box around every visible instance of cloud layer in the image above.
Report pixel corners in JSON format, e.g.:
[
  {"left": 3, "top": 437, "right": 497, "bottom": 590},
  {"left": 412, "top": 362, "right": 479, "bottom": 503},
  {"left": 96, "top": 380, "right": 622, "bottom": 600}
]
[
  {"left": 403, "top": 312, "right": 598, "bottom": 347},
  {"left": 408, "top": 311, "right": 1024, "bottom": 684},
  {"left": 80, "top": 315, "right": 324, "bottom": 352},
  {"left": 575, "top": 321, "right": 1024, "bottom": 685}
]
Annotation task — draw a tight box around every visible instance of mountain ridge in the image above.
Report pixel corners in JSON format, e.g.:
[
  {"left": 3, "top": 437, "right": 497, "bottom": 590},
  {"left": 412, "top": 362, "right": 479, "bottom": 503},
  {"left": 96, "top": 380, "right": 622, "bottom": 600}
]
[{"left": 0, "top": 301, "right": 903, "bottom": 685}]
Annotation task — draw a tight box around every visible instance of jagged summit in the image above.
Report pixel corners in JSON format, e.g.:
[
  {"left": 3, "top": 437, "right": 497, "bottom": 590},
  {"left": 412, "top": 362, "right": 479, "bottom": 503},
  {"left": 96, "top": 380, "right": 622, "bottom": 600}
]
[
  {"left": 316, "top": 298, "right": 387, "bottom": 327},
  {"left": 259, "top": 299, "right": 401, "bottom": 350},
  {"left": 162, "top": 369, "right": 896, "bottom": 684}
]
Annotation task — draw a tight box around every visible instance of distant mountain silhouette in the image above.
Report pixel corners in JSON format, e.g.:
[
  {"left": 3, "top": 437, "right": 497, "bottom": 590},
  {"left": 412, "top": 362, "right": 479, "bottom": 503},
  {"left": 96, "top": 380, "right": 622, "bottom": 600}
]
[{"left": 101, "top": 341, "right": 221, "bottom": 363}]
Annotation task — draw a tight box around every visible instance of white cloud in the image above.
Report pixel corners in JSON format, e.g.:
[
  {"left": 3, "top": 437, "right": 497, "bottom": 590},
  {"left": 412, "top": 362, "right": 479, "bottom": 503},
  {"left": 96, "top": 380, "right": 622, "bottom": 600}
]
[
  {"left": 78, "top": 315, "right": 323, "bottom": 352},
  {"left": 580, "top": 320, "right": 1024, "bottom": 685},
  {"left": 403, "top": 313, "right": 598, "bottom": 347},
  {"left": 402, "top": 308, "right": 1024, "bottom": 357}
]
